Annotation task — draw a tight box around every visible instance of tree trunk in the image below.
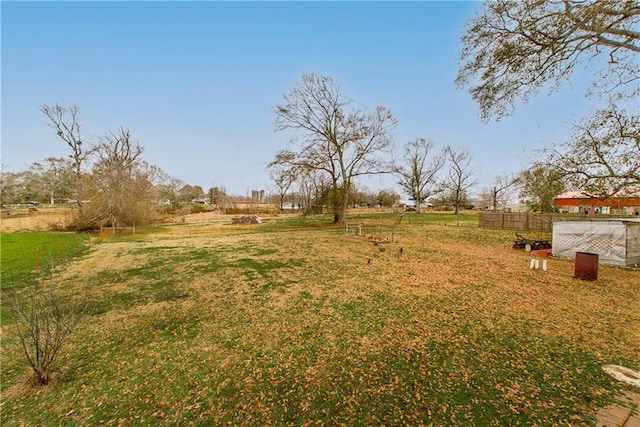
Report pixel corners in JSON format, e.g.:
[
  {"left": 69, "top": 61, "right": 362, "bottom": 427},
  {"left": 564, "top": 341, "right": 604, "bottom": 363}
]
[
  {"left": 334, "top": 183, "right": 350, "bottom": 224},
  {"left": 75, "top": 166, "right": 83, "bottom": 216},
  {"left": 34, "top": 366, "right": 51, "bottom": 386}
]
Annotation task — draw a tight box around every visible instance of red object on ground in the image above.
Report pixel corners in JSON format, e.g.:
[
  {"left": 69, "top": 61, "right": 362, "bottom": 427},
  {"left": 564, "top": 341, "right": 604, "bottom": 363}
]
[
  {"left": 530, "top": 248, "right": 552, "bottom": 257},
  {"left": 575, "top": 252, "right": 598, "bottom": 281}
]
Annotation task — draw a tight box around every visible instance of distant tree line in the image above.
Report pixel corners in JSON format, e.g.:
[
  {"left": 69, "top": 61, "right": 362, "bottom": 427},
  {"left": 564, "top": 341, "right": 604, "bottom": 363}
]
[{"left": 4, "top": 1, "right": 637, "bottom": 224}]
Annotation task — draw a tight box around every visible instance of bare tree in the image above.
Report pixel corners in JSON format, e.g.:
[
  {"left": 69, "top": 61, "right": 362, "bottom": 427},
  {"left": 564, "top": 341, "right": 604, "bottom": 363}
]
[
  {"left": 345, "top": 183, "right": 364, "bottom": 208},
  {"left": 269, "top": 164, "right": 297, "bottom": 211},
  {"left": 456, "top": 0, "right": 640, "bottom": 122},
  {"left": 482, "top": 174, "right": 517, "bottom": 212},
  {"left": 0, "top": 171, "right": 24, "bottom": 205},
  {"left": 547, "top": 105, "right": 640, "bottom": 197},
  {"left": 8, "top": 170, "right": 40, "bottom": 203},
  {"left": 396, "top": 138, "right": 446, "bottom": 214},
  {"left": 29, "top": 157, "right": 74, "bottom": 206},
  {"left": 296, "top": 167, "right": 331, "bottom": 216},
  {"left": 444, "top": 146, "right": 477, "bottom": 215},
  {"left": 40, "top": 104, "right": 94, "bottom": 214},
  {"left": 10, "top": 283, "right": 85, "bottom": 386},
  {"left": 88, "top": 127, "right": 156, "bottom": 227},
  {"left": 273, "top": 73, "right": 398, "bottom": 223}
]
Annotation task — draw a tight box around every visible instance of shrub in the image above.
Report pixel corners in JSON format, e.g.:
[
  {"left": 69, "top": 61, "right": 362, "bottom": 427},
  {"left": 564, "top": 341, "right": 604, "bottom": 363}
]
[{"left": 9, "top": 283, "right": 86, "bottom": 386}]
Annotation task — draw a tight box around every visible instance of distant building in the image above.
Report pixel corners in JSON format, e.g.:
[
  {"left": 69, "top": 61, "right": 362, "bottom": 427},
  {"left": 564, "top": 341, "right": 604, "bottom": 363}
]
[
  {"left": 553, "top": 191, "right": 640, "bottom": 215},
  {"left": 251, "top": 190, "right": 265, "bottom": 203}
]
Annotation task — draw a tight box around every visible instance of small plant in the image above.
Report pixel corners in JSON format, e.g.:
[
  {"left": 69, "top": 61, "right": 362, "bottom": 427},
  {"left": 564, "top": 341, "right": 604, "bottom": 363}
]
[{"left": 9, "top": 283, "right": 85, "bottom": 386}]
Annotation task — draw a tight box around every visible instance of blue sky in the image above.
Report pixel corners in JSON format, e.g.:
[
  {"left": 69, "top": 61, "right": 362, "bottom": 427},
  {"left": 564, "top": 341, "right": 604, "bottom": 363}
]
[{"left": 2, "top": 1, "right": 598, "bottom": 197}]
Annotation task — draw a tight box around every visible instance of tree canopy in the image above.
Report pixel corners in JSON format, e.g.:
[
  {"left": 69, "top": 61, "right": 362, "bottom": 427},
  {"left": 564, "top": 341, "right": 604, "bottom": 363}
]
[
  {"left": 547, "top": 105, "right": 640, "bottom": 197},
  {"left": 456, "top": 0, "right": 640, "bottom": 121},
  {"left": 516, "top": 163, "right": 568, "bottom": 213}
]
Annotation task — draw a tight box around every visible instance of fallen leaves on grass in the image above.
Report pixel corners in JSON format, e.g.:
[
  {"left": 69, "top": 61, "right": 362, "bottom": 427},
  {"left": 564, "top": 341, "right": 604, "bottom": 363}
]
[{"left": 1, "top": 219, "right": 638, "bottom": 425}]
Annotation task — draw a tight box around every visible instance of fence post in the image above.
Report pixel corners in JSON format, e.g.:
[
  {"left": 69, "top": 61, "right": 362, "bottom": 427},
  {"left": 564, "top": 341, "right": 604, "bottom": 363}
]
[{"left": 35, "top": 248, "right": 40, "bottom": 279}]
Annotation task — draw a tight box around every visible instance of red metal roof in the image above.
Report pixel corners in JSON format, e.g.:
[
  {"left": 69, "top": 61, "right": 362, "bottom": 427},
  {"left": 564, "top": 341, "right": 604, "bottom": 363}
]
[{"left": 553, "top": 194, "right": 640, "bottom": 207}]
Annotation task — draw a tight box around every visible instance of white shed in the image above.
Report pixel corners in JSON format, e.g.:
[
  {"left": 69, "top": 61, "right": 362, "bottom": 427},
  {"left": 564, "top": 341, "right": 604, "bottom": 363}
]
[{"left": 552, "top": 219, "right": 640, "bottom": 266}]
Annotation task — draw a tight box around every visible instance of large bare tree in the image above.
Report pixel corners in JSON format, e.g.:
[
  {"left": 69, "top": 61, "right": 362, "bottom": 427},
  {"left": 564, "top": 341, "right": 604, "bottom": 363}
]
[
  {"left": 456, "top": 0, "right": 639, "bottom": 122},
  {"left": 40, "top": 104, "right": 93, "bottom": 215},
  {"left": 88, "top": 127, "right": 157, "bottom": 227},
  {"left": 273, "top": 73, "right": 398, "bottom": 223},
  {"left": 396, "top": 138, "right": 446, "bottom": 214},
  {"left": 443, "top": 146, "right": 477, "bottom": 215}
]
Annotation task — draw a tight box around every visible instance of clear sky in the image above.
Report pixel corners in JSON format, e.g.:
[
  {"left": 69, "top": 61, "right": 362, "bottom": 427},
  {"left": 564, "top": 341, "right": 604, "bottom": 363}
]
[{"left": 2, "top": 1, "right": 598, "bottom": 198}]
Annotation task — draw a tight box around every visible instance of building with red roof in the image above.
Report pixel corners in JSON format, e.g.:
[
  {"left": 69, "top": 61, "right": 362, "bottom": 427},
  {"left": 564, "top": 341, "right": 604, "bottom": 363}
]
[{"left": 553, "top": 191, "right": 640, "bottom": 215}]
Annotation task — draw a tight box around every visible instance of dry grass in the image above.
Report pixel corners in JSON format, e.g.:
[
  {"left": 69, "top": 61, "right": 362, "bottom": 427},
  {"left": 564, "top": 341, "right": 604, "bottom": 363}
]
[
  {"left": 0, "top": 208, "right": 76, "bottom": 232},
  {"left": 1, "top": 214, "right": 638, "bottom": 425}
]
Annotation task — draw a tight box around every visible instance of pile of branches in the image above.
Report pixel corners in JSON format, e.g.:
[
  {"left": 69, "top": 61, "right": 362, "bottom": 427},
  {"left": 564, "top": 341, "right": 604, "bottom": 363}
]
[{"left": 231, "top": 215, "right": 263, "bottom": 225}]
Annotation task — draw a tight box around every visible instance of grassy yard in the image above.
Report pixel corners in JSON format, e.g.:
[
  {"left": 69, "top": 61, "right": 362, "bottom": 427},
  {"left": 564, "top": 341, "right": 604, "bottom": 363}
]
[{"left": 1, "top": 212, "right": 638, "bottom": 425}]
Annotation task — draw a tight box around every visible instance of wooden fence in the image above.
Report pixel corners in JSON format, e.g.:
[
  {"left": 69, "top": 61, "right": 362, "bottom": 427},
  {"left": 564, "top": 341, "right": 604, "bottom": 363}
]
[{"left": 478, "top": 212, "right": 597, "bottom": 232}]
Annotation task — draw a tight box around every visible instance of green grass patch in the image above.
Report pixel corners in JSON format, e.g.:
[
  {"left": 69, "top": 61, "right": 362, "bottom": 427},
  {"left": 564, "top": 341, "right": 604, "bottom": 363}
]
[
  {"left": 0, "top": 232, "right": 93, "bottom": 325},
  {"left": 1, "top": 232, "right": 92, "bottom": 288}
]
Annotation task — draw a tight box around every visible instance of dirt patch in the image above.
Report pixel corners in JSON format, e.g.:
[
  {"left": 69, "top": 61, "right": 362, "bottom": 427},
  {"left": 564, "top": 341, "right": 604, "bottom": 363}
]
[
  {"left": 0, "top": 208, "right": 297, "bottom": 232},
  {"left": 0, "top": 209, "right": 74, "bottom": 232}
]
